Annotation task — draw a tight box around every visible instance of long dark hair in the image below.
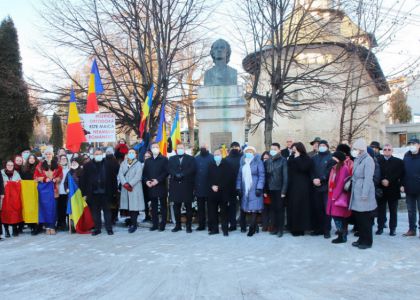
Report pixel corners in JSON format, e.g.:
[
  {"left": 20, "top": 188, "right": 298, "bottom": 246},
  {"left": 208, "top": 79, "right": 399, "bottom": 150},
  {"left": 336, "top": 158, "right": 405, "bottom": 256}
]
[
  {"left": 42, "top": 157, "right": 59, "bottom": 171},
  {"left": 292, "top": 142, "right": 307, "bottom": 156},
  {"left": 261, "top": 151, "right": 270, "bottom": 161},
  {"left": 22, "top": 154, "right": 39, "bottom": 173}
]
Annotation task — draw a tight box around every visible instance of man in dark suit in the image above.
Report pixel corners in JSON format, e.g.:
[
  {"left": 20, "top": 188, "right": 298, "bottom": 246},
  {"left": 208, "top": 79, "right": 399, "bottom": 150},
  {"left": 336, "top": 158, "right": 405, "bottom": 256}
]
[
  {"left": 281, "top": 137, "right": 294, "bottom": 159},
  {"left": 82, "top": 148, "right": 119, "bottom": 236},
  {"left": 377, "top": 144, "right": 404, "bottom": 236},
  {"left": 168, "top": 143, "right": 196, "bottom": 233},
  {"left": 143, "top": 142, "right": 169, "bottom": 231}
]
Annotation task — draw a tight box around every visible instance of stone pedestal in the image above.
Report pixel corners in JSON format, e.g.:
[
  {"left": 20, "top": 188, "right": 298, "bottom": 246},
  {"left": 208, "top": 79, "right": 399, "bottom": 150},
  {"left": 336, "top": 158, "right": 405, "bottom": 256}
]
[{"left": 194, "top": 85, "right": 247, "bottom": 151}]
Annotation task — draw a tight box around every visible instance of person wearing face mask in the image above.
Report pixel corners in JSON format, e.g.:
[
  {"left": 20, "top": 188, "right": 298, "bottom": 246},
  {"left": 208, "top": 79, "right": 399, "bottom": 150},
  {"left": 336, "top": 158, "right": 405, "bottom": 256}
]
[
  {"left": 264, "top": 143, "right": 288, "bottom": 237},
  {"left": 81, "top": 148, "right": 118, "bottom": 236},
  {"left": 34, "top": 148, "right": 63, "bottom": 235},
  {"left": 142, "top": 151, "right": 153, "bottom": 222},
  {"left": 115, "top": 138, "right": 129, "bottom": 162},
  {"left": 21, "top": 149, "right": 31, "bottom": 164},
  {"left": 64, "top": 158, "right": 84, "bottom": 191},
  {"left": 142, "top": 142, "right": 169, "bottom": 231},
  {"left": 236, "top": 146, "right": 265, "bottom": 237},
  {"left": 118, "top": 149, "right": 144, "bottom": 233},
  {"left": 349, "top": 138, "right": 377, "bottom": 249},
  {"left": 308, "top": 137, "right": 321, "bottom": 158},
  {"left": 225, "top": 141, "right": 243, "bottom": 231},
  {"left": 376, "top": 144, "right": 404, "bottom": 236},
  {"left": 56, "top": 155, "right": 70, "bottom": 231},
  {"left": 168, "top": 144, "right": 196, "bottom": 233},
  {"left": 104, "top": 147, "right": 120, "bottom": 225},
  {"left": 287, "top": 142, "right": 313, "bottom": 236},
  {"left": 310, "top": 140, "right": 334, "bottom": 238},
  {"left": 1, "top": 160, "right": 22, "bottom": 237},
  {"left": 194, "top": 143, "right": 214, "bottom": 231},
  {"left": 402, "top": 138, "right": 420, "bottom": 237},
  {"left": 261, "top": 151, "right": 272, "bottom": 232},
  {"left": 207, "top": 149, "right": 234, "bottom": 236}
]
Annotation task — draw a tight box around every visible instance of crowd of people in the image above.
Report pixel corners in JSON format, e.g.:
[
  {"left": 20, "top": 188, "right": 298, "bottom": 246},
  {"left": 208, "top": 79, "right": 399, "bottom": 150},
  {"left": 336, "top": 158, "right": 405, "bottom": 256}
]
[{"left": 1, "top": 136, "right": 420, "bottom": 250}]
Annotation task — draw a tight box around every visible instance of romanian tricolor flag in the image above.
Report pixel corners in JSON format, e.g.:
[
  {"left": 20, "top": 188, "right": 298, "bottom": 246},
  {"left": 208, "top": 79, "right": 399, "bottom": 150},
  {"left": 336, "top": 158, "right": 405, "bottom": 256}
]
[
  {"left": 170, "top": 107, "right": 181, "bottom": 150},
  {"left": 86, "top": 59, "right": 104, "bottom": 113},
  {"left": 66, "top": 89, "right": 87, "bottom": 153},
  {"left": 21, "top": 180, "right": 39, "bottom": 223},
  {"left": 139, "top": 84, "right": 154, "bottom": 137},
  {"left": 221, "top": 144, "right": 228, "bottom": 158},
  {"left": 155, "top": 103, "right": 168, "bottom": 156},
  {"left": 66, "top": 175, "right": 94, "bottom": 234}
]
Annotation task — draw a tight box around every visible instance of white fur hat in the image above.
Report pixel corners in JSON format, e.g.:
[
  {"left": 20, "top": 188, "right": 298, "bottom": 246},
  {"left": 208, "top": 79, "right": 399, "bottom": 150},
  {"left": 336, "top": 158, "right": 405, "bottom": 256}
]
[
  {"left": 352, "top": 138, "right": 367, "bottom": 150},
  {"left": 244, "top": 146, "right": 257, "bottom": 153},
  {"left": 43, "top": 147, "right": 54, "bottom": 155}
]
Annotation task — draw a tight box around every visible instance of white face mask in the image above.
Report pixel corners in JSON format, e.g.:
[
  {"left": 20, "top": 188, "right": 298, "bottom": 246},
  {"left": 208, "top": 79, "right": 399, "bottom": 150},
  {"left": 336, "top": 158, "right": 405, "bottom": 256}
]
[
  {"left": 151, "top": 148, "right": 160, "bottom": 156},
  {"left": 409, "top": 145, "right": 418, "bottom": 153},
  {"left": 351, "top": 149, "right": 360, "bottom": 158},
  {"left": 319, "top": 146, "right": 328, "bottom": 153},
  {"left": 94, "top": 155, "right": 103, "bottom": 162}
]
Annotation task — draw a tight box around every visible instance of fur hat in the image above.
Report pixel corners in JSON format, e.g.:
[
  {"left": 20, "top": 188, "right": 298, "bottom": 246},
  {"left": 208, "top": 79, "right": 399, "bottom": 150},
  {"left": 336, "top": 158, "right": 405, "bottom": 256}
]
[
  {"left": 332, "top": 151, "right": 346, "bottom": 162},
  {"left": 336, "top": 144, "right": 351, "bottom": 157},
  {"left": 244, "top": 146, "right": 256, "bottom": 153}
]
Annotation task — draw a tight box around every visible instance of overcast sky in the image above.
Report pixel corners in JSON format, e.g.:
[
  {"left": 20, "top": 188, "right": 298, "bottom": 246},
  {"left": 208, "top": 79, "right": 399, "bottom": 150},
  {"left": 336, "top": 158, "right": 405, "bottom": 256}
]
[{"left": 1, "top": 0, "right": 419, "bottom": 87}]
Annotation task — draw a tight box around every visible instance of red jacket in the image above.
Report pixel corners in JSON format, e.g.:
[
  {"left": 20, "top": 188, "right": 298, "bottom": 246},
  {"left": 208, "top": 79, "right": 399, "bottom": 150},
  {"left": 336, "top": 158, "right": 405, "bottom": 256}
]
[{"left": 34, "top": 162, "right": 63, "bottom": 198}]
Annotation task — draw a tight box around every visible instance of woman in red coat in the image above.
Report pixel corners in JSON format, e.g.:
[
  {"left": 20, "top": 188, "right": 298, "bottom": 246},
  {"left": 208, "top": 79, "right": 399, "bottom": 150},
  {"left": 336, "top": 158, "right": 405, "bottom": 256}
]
[
  {"left": 1, "top": 160, "right": 22, "bottom": 237},
  {"left": 34, "top": 148, "right": 63, "bottom": 235},
  {"left": 327, "top": 151, "right": 351, "bottom": 244}
]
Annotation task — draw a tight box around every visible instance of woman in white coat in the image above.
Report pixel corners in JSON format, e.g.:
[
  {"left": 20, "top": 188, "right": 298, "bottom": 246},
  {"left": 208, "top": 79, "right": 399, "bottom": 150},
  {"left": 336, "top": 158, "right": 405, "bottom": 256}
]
[{"left": 118, "top": 149, "right": 144, "bottom": 233}]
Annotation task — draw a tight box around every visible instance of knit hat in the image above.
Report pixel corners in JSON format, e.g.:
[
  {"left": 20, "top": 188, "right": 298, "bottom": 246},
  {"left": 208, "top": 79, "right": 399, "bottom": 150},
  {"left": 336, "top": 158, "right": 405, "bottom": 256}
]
[
  {"left": 336, "top": 144, "right": 351, "bottom": 157},
  {"left": 230, "top": 141, "right": 240, "bottom": 148},
  {"left": 332, "top": 151, "right": 346, "bottom": 162},
  {"left": 244, "top": 146, "right": 256, "bottom": 153},
  {"left": 105, "top": 147, "right": 114, "bottom": 155},
  {"left": 319, "top": 140, "right": 329, "bottom": 147},
  {"left": 352, "top": 138, "right": 367, "bottom": 151}
]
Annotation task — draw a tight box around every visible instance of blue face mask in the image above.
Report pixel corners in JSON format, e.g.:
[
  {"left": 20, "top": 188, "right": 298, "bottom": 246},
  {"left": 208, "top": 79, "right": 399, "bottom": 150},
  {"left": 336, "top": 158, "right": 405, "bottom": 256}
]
[
  {"left": 127, "top": 153, "right": 136, "bottom": 160},
  {"left": 319, "top": 146, "right": 328, "bottom": 153},
  {"left": 177, "top": 149, "right": 185, "bottom": 156},
  {"left": 214, "top": 155, "right": 222, "bottom": 163},
  {"left": 269, "top": 150, "right": 277, "bottom": 157},
  {"left": 22, "top": 152, "right": 30, "bottom": 160},
  {"left": 245, "top": 152, "right": 254, "bottom": 160}
]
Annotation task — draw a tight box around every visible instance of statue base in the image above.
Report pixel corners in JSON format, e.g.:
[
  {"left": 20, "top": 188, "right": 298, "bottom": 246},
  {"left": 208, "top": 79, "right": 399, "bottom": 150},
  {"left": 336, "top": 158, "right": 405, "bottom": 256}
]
[{"left": 194, "top": 85, "right": 247, "bottom": 151}]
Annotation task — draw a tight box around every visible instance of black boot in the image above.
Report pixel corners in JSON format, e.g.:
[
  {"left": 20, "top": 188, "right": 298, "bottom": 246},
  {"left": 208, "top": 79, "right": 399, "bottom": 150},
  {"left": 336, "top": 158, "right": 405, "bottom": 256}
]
[
  {"left": 332, "top": 232, "right": 346, "bottom": 244},
  {"left": 247, "top": 225, "right": 256, "bottom": 237}
]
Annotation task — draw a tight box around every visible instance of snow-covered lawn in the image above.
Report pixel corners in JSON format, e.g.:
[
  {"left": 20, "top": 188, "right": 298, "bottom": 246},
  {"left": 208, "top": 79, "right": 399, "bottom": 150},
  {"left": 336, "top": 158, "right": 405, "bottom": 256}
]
[{"left": 1, "top": 212, "right": 419, "bottom": 300}]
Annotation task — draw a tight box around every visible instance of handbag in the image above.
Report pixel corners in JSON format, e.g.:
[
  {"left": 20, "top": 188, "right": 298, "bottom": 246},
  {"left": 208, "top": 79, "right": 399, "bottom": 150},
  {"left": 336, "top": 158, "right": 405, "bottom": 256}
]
[
  {"left": 343, "top": 176, "right": 352, "bottom": 192},
  {"left": 335, "top": 193, "right": 349, "bottom": 208}
]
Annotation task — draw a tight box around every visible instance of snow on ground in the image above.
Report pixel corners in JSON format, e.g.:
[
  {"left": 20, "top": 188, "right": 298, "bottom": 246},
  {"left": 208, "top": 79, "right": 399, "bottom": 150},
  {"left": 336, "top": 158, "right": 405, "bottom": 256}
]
[{"left": 1, "top": 212, "right": 419, "bottom": 300}]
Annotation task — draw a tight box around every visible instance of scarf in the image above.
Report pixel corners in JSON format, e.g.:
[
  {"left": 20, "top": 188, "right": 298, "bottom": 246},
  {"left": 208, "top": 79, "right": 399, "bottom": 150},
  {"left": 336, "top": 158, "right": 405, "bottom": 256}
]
[
  {"left": 242, "top": 158, "right": 253, "bottom": 196},
  {"left": 328, "top": 166, "right": 337, "bottom": 200},
  {"left": 5, "top": 169, "right": 14, "bottom": 179}
]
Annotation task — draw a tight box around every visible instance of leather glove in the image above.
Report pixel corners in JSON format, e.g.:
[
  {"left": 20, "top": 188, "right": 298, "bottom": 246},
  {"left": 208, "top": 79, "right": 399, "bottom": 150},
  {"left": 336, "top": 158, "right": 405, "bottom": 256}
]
[
  {"left": 255, "top": 189, "right": 263, "bottom": 197},
  {"left": 236, "top": 189, "right": 242, "bottom": 198}
]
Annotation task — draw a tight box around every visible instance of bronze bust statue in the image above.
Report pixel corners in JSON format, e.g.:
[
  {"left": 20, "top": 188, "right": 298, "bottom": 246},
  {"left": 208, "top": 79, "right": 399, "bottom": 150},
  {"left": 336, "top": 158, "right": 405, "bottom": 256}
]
[{"left": 204, "top": 39, "right": 237, "bottom": 86}]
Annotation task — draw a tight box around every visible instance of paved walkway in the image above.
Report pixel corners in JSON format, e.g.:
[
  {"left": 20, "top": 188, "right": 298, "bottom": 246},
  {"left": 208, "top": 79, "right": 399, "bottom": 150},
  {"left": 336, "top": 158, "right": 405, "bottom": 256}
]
[{"left": 1, "top": 212, "right": 419, "bottom": 300}]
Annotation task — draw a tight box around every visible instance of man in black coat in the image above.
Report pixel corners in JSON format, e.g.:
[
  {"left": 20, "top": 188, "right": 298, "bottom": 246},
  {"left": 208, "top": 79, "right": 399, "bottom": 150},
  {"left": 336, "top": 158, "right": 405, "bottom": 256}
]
[
  {"left": 82, "top": 148, "right": 119, "bottom": 236},
  {"left": 377, "top": 144, "right": 404, "bottom": 236},
  {"left": 224, "top": 141, "right": 242, "bottom": 231},
  {"left": 281, "top": 137, "right": 294, "bottom": 159},
  {"left": 143, "top": 142, "right": 169, "bottom": 231},
  {"left": 194, "top": 143, "right": 214, "bottom": 231},
  {"left": 311, "top": 140, "right": 334, "bottom": 238},
  {"left": 168, "top": 143, "right": 196, "bottom": 233},
  {"left": 264, "top": 143, "right": 288, "bottom": 237},
  {"left": 208, "top": 149, "right": 234, "bottom": 236}
]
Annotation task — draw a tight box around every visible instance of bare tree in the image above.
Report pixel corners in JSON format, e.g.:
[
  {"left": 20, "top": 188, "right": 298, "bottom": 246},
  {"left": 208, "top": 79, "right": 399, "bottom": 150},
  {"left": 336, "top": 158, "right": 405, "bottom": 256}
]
[
  {"left": 31, "top": 0, "right": 208, "bottom": 136},
  {"left": 239, "top": 0, "right": 351, "bottom": 148}
]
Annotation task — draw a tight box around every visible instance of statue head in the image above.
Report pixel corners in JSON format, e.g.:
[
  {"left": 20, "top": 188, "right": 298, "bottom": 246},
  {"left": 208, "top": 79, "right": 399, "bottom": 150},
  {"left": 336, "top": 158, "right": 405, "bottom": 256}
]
[{"left": 210, "top": 39, "right": 231, "bottom": 64}]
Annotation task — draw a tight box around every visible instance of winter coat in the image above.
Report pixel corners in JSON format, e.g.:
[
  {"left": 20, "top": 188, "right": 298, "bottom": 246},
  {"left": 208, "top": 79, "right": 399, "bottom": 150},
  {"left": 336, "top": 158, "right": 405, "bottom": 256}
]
[
  {"left": 225, "top": 150, "right": 242, "bottom": 195},
  {"left": 168, "top": 154, "right": 196, "bottom": 203},
  {"left": 349, "top": 152, "right": 377, "bottom": 212},
  {"left": 236, "top": 155, "right": 265, "bottom": 212},
  {"left": 378, "top": 156, "right": 404, "bottom": 201},
  {"left": 64, "top": 168, "right": 84, "bottom": 192},
  {"left": 81, "top": 159, "right": 119, "bottom": 201},
  {"left": 142, "top": 154, "right": 169, "bottom": 198},
  {"left": 0, "top": 173, "right": 4, "bottom": 196},
  {"left": 264, "top": 153, "right": 288, "bottom": 194},
  {"left": 402, "top": 151, "right": 420, "bottom": 195},
  {"left": 194, "top": 152, "right": 214, "bottom": 197},
  {"left": 281, "top": 148, "right": 293, "bottom": 159},
  {"left": 118, "top": 159, "right": 145, "bottom": 211},
  {"left": 287, "top": 155, "right": 313, "bottom": 231},
  {"left": 326, "top": 164, "right": 351, "bottom": 218},
  {"left": 311, "top": 151, "right": 334, "bottom": 192},
  {"left": 208, "top": 159, "right": 234, "bottom": 202}
]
